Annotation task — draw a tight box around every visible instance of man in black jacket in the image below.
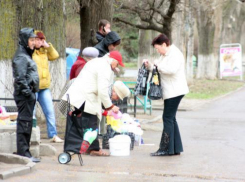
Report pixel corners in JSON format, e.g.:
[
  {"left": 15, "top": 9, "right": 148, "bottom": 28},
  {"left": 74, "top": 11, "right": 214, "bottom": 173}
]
[
  {"left": 96, "top": 19, "right": 111, "bottom": 43},
  {"left": 12, "top": 27, "right": 40, "bottom": 163}
]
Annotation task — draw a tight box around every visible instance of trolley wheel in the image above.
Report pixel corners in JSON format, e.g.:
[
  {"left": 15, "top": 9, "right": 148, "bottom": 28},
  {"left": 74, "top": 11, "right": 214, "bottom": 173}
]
[
  {"left": 67, "top": 153, "right": 71, "bottom": 163},
  {"left": 58, "top": 152, "right": 70, "bottom": 164}
]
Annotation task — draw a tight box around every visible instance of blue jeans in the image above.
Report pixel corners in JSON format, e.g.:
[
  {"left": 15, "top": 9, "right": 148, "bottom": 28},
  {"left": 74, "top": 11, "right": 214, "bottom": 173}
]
[{"left": 33, "top": 89, "right": 57, "bottom": 138}]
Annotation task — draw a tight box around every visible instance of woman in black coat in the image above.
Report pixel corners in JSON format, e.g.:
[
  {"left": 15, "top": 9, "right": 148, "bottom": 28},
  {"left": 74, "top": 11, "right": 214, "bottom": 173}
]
[{"left": 94, "top": 31, "right": 121, "bottom": 57}]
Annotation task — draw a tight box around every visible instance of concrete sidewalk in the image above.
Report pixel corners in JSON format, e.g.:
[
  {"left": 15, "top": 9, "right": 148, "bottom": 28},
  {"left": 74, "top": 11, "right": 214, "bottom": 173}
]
[
  {"left": 0, "top": 154, "right": 35, "bottom": 180},
  {"left": 1, "top": 90, "right": 245, "bottom": 181},
  {"left": 0, "top": 98, "right": 209, "bottom": 181},
  {"left": 4, "top": 122, "right": 245, "bottom": 182}
]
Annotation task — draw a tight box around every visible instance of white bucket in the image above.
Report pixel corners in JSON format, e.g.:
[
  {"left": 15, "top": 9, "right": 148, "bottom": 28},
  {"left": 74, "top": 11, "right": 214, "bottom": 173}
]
[{"left": 109, "top": 135, "right": 131, "bottom": 156}]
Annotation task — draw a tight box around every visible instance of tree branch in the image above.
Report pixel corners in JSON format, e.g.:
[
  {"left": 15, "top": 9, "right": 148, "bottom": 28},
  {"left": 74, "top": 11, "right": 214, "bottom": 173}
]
[
  {"left": 157, "top": 0, "right": 165, "bottom": 9},
  {"left": 116, "top": 0, "right": 181, "bottom": 39},
  {"left": 121, "top": 4, "right": 152, "bottom": 23},
  {"left": 165, "top": 0, "right": 180, "bottom": 20},
  {"left": 114, "top": 17, "right": 163, "bottom": 32}
]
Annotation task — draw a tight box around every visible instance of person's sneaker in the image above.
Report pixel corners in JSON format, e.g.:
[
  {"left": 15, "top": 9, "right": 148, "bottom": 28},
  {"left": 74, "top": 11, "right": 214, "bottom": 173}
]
[
  {"left": 50, "top": 135, "right": 64, "bottom": 143},
  {"left": 30, "top": 157, "right": 40, "bottom": 163}
]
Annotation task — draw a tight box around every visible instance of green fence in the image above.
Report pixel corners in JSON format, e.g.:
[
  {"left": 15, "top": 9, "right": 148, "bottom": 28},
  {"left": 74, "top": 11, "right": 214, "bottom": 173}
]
[{"left": 123, "top": 81, "right": 152, "bottom": 117}]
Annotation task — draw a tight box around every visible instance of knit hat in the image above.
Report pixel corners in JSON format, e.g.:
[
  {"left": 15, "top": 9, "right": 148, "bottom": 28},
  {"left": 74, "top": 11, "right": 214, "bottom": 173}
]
[
  {"left": 82, "top": 47, "right": 99, "bottom": 58},
  {"left": 113, "top": 81, "right": 130, "bottom": 100},
  {"left": 35, "top": 30, "right": 46, "bottom": 39},
  {"left": 109, "top": 51, "right": 124, "bottom": 67}
]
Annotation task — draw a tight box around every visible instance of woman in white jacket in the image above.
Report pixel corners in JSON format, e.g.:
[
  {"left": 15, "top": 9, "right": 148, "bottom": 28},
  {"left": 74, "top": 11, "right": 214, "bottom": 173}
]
[{"left": 144, "top": 34, "right": 189, "bottom": 156}]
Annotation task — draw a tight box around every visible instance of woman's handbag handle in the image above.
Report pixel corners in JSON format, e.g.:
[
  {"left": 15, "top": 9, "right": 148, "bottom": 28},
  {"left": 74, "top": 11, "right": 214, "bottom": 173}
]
[{"left": 66, "top": 94, "right": 71, "bottom": 113}]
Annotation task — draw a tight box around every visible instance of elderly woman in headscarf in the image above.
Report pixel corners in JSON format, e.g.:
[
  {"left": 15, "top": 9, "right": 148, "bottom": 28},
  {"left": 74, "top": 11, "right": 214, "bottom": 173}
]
[
  {"left": 70, "top": 47, "right": 99, "bottom": 80},
  {"left": 58, "top": 47, "right": 99, "bottom": 114}
]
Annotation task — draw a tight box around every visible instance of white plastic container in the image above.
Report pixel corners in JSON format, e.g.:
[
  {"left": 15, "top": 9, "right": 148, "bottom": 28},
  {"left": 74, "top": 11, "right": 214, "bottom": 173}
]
[{"left": 109, "top": 135, "right": 131, "bottom": 156}]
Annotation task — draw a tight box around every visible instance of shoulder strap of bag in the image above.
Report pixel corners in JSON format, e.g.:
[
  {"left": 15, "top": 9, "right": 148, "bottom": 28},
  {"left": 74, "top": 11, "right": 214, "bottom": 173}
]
[
  {"left": 150, "top": 65, "right": 156, "bottom": 82},
  {"left": 66, "top": 94, "right": 71, "bottom": 113},
  {"left": 155, "top": 66, "right": 162, "bottom": 86}
]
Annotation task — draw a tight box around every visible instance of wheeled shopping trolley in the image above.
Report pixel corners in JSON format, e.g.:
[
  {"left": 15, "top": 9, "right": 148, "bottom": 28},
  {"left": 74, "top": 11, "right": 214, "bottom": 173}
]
[{"left": 58, "top": 95, "right": 84, "bottom": 166}]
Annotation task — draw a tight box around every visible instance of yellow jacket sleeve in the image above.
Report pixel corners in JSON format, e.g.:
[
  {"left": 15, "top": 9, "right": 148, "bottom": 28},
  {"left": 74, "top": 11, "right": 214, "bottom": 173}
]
[{"left": 46, "top": 43, "right": 59, "bottom": 61}]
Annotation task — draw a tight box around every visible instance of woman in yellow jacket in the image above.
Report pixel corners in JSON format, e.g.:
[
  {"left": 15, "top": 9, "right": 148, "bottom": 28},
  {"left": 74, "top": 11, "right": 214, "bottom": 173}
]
[{"left": 33, "top": 30, "right": 63, "bottom": 142}]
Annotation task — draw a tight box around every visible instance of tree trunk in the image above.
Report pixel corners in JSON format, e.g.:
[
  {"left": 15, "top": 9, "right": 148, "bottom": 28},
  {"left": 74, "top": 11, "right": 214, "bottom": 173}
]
[
  {"left": 195, "top": 0, "right": 245, "bottom": 79},
  {"left": 0, "top": 0, "right": 17, "bottom": 104},
  {"left": 172, "top": 0, "right": 186, "bottom": 55},
  {"left": 79, "top": 0, "right": 113, "bottom": 51},
  {"left": 221, "top": 1, "right": 245, "bottom": 64},
  {"left": 185, "top": 0, "right": 195, "bottom": 83},
  {"left": 196, "top": 1, "right": 217, "bottom": 79},
  {"left": 138, "top": 30, "right": 159, "bottom": 68},
  {"left": 0, "top": 0, "right": 66, "bottom": 109},
  {"left": 171, "top": 0, "right": 191, "bottom": 83}
]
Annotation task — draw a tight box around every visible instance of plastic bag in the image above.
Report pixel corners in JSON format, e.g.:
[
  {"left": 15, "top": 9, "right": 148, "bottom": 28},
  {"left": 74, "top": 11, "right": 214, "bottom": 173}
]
[
  {"left": 135, "top": 64, "right": 149, "bottom": 96},
  {"left": 106, "top": 116, "right": 122, "bottom": 132},
  {"left": 148, "top": 66, "right": 163, "bottom": 100}
]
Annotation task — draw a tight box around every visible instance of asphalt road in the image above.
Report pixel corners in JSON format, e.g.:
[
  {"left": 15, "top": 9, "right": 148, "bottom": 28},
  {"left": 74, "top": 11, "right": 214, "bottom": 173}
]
[{"left": 5, "top": 87, "right": 245, "bottom": 182}]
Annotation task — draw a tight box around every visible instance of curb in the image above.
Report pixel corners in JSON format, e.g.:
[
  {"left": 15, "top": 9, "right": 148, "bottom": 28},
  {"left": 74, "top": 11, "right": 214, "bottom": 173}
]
[
  {"left": 152, "top": 107, "right": 189, "bottom": 111},
  {"left": 139, "top": 115, "right": 162, "bottom": 124},
  {"left": 182, "top": 85, "right": 245, "bottom": 112},
  {"left": 200, "top": 85, "right": 245, "bottom": 104},
  {"left": 0, "top": 153, "right": 36, "bottom": 180}
]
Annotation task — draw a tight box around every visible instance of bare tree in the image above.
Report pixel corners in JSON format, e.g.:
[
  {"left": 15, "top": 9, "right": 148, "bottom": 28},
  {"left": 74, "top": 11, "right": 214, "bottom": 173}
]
[
  {"left": 114, "top": 0, "right": 181, "bottom": 41},
  {"left": 77, "top": 0, "right": 113, "bottom": 51}
]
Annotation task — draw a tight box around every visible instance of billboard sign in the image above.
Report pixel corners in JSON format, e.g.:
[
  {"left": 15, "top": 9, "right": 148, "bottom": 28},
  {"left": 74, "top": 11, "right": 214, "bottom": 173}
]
[{"left": 220, "top": 44, "right": 242, "bottom": 80}]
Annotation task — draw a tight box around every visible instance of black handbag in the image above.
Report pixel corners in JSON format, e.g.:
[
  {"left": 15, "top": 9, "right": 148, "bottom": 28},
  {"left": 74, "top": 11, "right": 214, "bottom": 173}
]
[
  {"left": 102, "top": 125, "right": 135, "bottom": 150},
  {"left": 148, "top": 66, "right": 163, "bottom": 100}
]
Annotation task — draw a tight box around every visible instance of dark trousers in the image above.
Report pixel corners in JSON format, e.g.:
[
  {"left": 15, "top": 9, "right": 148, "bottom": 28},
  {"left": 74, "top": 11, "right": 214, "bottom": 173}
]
[
  {"left": 14, "top": 93, "right": 36, "bottom": 157},
  {"left": 161, "top": 95, "right": 184, "bottom": 154}
]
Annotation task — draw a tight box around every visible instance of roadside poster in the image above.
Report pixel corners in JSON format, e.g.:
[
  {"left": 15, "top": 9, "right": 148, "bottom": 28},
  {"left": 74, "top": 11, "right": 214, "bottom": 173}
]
[{"left": 220, "top": 44, "right": 242, "bottom": 80}]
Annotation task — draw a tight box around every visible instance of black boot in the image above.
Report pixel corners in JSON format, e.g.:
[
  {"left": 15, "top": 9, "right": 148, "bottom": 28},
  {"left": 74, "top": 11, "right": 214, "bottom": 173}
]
[
  {"left": 150, "top": 149, "right": 169, "bottom": 156},
  {"left": 169, "top": 153, "right": 180, "bottom": 156},
  {"left": 151, "top": 131, "right": 169, "bottom": 156}
]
